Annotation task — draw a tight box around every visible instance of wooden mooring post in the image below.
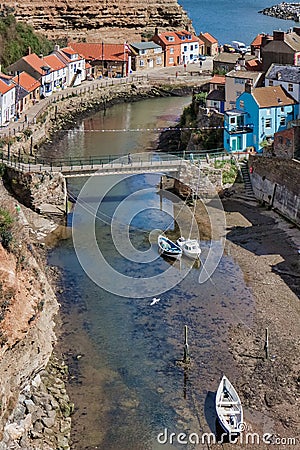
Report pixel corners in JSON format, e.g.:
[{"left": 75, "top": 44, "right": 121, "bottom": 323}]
[
  {"left": 264, "top": 327, "right": 269, "bottom": 360},
  {"left": 183, "top": 325, "right": 190, "bottom": 364}
]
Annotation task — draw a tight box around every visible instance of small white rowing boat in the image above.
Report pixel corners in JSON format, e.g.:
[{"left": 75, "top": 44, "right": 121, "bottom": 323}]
[
  {"left": 215, "top": 375, "right": 243, "bottom": 435},
  {"left": 158, "top": 234, "right": 182, "bottom": 259}
]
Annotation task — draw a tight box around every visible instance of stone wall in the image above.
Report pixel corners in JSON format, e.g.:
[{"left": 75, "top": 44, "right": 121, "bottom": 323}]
[
  {"left": 4, "top": 169, "right": 66, "bottom": 218},
  {"left": 175, "top": 161, "right": 222, "bottom": 197},
  {"left": 249, "top": 155, "right": 300, "bottom": 225},
  {"left": 0, "top": 0, "right": 192, "bottom": 42}
]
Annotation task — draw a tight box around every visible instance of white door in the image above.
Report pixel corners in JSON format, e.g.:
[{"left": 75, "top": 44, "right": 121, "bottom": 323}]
[{"left": 149, "top": 59, "right": 154, "bottom": 68}]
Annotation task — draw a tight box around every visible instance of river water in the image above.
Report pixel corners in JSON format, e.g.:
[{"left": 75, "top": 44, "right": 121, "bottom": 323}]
[{"left": 46, "top": 97, "right": 255, "bottom": 449}]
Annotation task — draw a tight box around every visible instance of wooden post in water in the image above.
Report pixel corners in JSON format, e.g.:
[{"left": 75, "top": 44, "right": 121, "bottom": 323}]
[
  {"left": 183, "top": 325, "right": 190, "bottom": 364},
  {"left": 264, "top": 327, "right": 269, "bottom": 360}
]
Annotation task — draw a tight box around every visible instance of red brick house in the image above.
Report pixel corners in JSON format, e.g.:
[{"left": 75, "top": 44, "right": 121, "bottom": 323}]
[{"left": 152, "top": 29, "right": 203, "bottom": 66}]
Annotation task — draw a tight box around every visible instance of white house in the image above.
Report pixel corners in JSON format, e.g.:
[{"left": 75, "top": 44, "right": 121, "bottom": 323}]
[
  {"left": 265, "top": 63, "right": 300, "bottom": 109},
  {"left": 42, "top": 54, "right": 68, "bottom": 95},
  {"left": 0, "top": 79, "right": 15, "bottom": 126},
  {"left": 53, "top": 46, "right": 85, "bottom": 86}
]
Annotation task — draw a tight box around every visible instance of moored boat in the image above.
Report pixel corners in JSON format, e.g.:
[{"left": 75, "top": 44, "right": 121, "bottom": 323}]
[
  {"left": 215, "top": 375, "right": 243, "bottom": 436},
  {"left": 176, "top": 236, "right": 201, "bottom": 259},
  {"left": 158, "top": 234, "right": 182, "bottom": 259}
]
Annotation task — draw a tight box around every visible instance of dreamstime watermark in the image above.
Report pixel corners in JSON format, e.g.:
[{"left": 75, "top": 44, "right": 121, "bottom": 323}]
[
  {"left": 157, "top": 427, "right": 298, "bottom": 446},
  {"left": 72, "top": 152, "right": 227, "bottom": 298}
]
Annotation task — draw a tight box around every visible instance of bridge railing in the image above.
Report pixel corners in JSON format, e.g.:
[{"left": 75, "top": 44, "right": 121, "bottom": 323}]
[{"left": 0, "top": 149, "right": 250, "bottom": 174}]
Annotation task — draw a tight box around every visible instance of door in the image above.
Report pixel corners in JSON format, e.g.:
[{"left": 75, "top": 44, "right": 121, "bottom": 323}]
[{"left": 149, "top": 59, "right": 154, "bottom": 68}]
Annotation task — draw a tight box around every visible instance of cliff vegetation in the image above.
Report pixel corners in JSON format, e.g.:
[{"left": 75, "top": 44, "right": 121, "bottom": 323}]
[{"left": 0, "top": 12, "right": 53, "bottom": 68}]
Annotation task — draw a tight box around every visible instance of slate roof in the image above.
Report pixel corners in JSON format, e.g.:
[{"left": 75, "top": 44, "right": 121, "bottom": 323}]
[
  {"left": 131, "top": 42, "right": 162, "bottom": 51},
  {"left": 252, "top": 85, "right": 296, "bottom": 108},
  {"left": 207, "top": 89, "right": 225, "bottom": 101},
  {"left": 265, "top": 63, "right": 300, "bottom": 83}
]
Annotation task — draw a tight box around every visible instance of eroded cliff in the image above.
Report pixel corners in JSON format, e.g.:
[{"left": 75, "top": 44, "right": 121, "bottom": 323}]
[{"left": 1, "top": 0, "right": 193, "bottom": 42}]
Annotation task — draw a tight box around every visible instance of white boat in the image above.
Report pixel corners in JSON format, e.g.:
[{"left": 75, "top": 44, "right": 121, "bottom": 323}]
[
  {"left": 158, "top": 234, "right": 182, "bottom": 259},
  {"left": 215, "top": 375, "right": 243, "bottom": 436},
  {"left": 176, "top": 236, "right": 201, "bottom": 259}
]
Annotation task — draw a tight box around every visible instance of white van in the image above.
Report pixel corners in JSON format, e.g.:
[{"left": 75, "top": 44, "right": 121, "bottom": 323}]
[{"left": 231, "top": 41, "right": 249, "bottom": 53}]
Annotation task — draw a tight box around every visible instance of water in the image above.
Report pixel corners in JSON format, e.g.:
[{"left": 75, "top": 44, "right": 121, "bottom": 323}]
[
  {"left": 178, "top": 0, "right": 299, "bottom": 45},
  {"left": 49, "top": 97, "right": 255, "bottom": 449}
]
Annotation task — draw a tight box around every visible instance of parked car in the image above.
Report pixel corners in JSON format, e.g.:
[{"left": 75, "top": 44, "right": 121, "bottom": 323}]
[{"left": 223, "top": 44, "right": 236, "bottom": 53}]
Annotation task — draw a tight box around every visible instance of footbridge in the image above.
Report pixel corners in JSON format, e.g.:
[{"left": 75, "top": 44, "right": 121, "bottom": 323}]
[{"left": 2, "top": 150, "right": 227, "bottom": 178}]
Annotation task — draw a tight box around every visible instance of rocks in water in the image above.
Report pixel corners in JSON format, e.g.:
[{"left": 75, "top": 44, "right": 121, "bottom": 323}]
[{"left": 259, "top": 2, "right": 300, "bottom": 21}]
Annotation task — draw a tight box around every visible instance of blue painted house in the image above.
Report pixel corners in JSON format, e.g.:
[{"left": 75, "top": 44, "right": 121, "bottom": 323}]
[{"left": 224, "top": 83, "right": 298, "bottom": 153}]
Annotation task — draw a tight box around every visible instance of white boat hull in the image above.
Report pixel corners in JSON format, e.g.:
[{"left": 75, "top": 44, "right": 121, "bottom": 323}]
[
  {"left": 176, "top": 237, "right": 201, "bottom": 260},
  {"left": 158, "top": 235, "right": 182, "bottom": 259},
  {"left": 215, "top": 375, "right": 243, "bottom": 436}
]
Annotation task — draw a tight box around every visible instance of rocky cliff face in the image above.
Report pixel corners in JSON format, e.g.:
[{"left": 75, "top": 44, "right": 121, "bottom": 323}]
[{"left": 1, "top": 0, "right": 193, "bottom": 42}]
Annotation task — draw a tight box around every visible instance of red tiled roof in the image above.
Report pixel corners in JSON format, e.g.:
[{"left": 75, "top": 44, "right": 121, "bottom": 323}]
[
  {"left": 0, "top": 79, "right": 14, "bottom": 95},
  {"left": 246, "top": 59, "right": 262, "bottom": 71},
  {"left": 23, "top": 53, "right": 45, "bottom": 75},
  {"left": 61, "top": 46, "right": 78, "bottom": 55},
  {"left": 69, "top": 42, "right": 129, "bottom": 61},
  {"left": 201, "top": 32, "right": 218, "bottom": 44},
  {"left": 210, "top": 75, "right": 225, "bottom": 84},
  {"left": 43, "top": 54, "right": 66, "bottom": 71},
  {"left": 154, "top": 30, "right": 200, "bottom": 46},
  {"left": 12, "top": 71, "right": 40, "bottom": 93},
  {"left": 251, "top": 33, "right": 273, "bottom": 47}
]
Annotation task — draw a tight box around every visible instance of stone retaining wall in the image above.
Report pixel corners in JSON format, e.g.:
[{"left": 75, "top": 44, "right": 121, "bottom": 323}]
[{"left": 249, "top": 155, "right": 300, "bottom": 225}]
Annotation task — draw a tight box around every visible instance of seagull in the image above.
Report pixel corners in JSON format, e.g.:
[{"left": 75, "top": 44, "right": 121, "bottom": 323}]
[{"left": 150, "top": 297, "right": 161, "bottom": 306}]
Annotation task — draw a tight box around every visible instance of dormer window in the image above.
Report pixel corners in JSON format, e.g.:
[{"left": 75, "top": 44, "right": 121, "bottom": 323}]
[{"left": 167, "top": 36, "right": 175, "bottom": 42}]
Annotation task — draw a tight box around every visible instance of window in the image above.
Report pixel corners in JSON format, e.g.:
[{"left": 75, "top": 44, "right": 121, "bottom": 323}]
[
  {"left": 230, "top": 117, "right": 236, "bottom": 124},
  {"left": 280, "top": 117, "right": 286, "bottom": 126},
  {"left": 139, "top": 60, "right": 144, "bottom": 66},
  {"left": 156, "top": 57, "right": 162, "bottom": 65},
  {"left": 169, "top": 57, "right": 174, "bottom": 64},
  {"left": 184, "top": 45, "right": 187, "bottom": 51},
  {"left": 265, "top": 118, "right": 272, "bottom": 128},
  {"left": 266, "top": 109, "right": 271, "bottom": 116},
  {"left": 195, "top": 44, "right": 198, "bottom": 49},
  {"left": 288, "top": 83, "right": 293, "bottom": 92},
  {"left": 170, "top": 47, "right": 174, "bottom": 54},
  {"left": 167, "top": 36, "right": 174, "bottom": 42},
  {"left": 190, "top": 45, "right": 194, "bottom": 51},
  {"left": 240, "top": 100, "right": 244, "bottom": 109},
  {"left": 140, "top": 49, "right": 146, "bottom": 55},
  {"left": 269, "top": 80, "right": 273, "bottom": 86},
  {"left": 154, "top": 48, "right": 161, "bottom": 54}
]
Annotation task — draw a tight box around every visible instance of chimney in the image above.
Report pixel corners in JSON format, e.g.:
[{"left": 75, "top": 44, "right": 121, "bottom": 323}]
[
  {"left": 54, "top": 44, "right": 60, "bottom": 51},
  {"left": 245, "top": 79, "right": 253, "bottom": 94},
  {"left": 273, "top": 30, "right": 285, "bottom": 41},
  {"left": 155, "top": 27, "right": 158, "bottom": 36},
  {"left": 277, "top": 71, "right": 282, "bottom": 80},
  {"left": 293, "top": 27, "right": 300, "bottom": 36},
  {"left": 28, "top": 46, "right": 31, "bottom": 55},
  {"left": 39, "top": 54, "right": 43, "bottom": 59}
]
